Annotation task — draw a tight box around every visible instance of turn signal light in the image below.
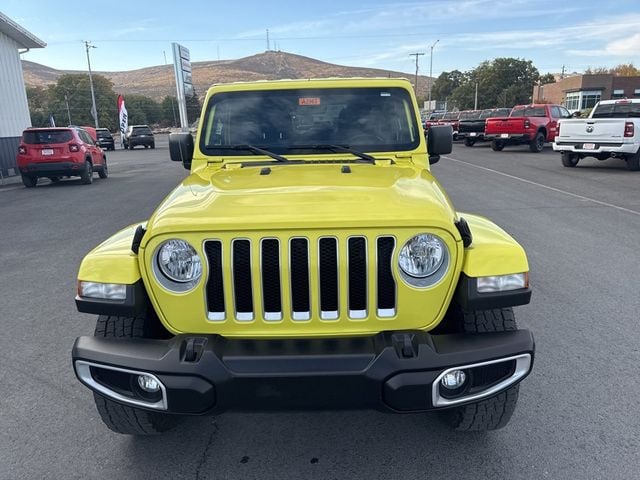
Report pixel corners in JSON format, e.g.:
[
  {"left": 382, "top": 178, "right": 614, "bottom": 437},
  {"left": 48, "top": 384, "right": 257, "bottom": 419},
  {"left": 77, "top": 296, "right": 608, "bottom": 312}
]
[{"left": 624, "top": 122, "right": 634, "bottom": 137}]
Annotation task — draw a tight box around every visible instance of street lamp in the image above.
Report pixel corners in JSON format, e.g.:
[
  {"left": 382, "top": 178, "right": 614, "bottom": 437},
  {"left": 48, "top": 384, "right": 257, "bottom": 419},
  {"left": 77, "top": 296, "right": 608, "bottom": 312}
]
[
  {"left": 84, "top": 40, "right": 99, "bottom": 128},
  {"left": 428, "top": 39, "right": 439, "bottom": 111}
]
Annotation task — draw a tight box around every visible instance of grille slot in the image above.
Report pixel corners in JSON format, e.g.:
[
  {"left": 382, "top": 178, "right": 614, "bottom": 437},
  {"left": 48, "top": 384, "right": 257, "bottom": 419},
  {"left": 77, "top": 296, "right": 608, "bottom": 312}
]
[
  {"left": 290, "top": 238, "right": 311, "bottom": 320},
  {"left": 232, "top": 239, "right": 253, "bottom": 320},
  {"left": 261, "top": 239, "right": 282, "bottom": 321},
  {"left": 318, "top": 237, "right": 339, "bottom": 320},
  {"left": 204, "top": 234, "right": 398, "bottom": 323},
  {"left": 348, "top": 237, "right": 367, "bottom": 318},
  {"left": 204, "top": 241, "right": 225, "bottom": 321},
  {"left": 376, "top": 237, "right": 396, "bottom": 317}
]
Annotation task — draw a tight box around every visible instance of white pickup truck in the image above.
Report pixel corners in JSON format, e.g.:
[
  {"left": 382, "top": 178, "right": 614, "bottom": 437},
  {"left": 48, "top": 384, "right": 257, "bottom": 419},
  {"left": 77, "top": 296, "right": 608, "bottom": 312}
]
[{"left": 553, "top": 99, "right": 640, "bottom": 171}]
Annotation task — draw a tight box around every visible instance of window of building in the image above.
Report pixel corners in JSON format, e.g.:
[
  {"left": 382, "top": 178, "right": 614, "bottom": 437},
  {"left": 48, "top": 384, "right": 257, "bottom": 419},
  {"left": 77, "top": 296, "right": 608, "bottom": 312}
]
[
  {"left": 565, "top": 92, "right": 580, "bottom": 110},
  {"left": 634, "top": 89, "right": 640, "bottom": 98},
  {"left": 581, "top": 91, "right": 601, "bottom": 109},
  {"left": 612, "top": 89, "right": 625, "bottom": 99}
]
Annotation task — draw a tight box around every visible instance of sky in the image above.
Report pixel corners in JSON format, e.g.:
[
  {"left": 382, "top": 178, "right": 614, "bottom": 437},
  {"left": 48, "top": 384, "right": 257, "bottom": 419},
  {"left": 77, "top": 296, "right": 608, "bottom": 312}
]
[{"left": 3, "top": 0, "right": 640, "bottom": 77}]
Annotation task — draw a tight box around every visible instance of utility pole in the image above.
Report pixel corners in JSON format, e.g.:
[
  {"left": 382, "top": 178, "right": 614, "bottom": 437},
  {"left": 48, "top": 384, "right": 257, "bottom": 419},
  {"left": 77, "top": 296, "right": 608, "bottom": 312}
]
[
  {"left": 561, "top": 64, "right": 566, "bottom": 79},
  {"left": 266, "top": 29, "right": 270, "bottom": 51},
  {"left": 64, "top": 93, "right": 72, "bottom": 125},
  {"left": 428, "top": 39, "right": 440, "bottom": 111},
  {"left": 83, "top": 40, "right": 99, "bottom": 128},
  {"left": 474, "top": 82, "right": 478, "bottom": 110},
  {"left": 409, "top": 52, "right": 425, "bottom": 95}
]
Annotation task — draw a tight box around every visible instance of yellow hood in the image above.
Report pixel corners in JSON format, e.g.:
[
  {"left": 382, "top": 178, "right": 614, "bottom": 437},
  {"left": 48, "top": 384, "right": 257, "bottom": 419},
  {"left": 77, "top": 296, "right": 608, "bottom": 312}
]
[{"left": 145, "top": 162, "right": 458, "bottom": 238}]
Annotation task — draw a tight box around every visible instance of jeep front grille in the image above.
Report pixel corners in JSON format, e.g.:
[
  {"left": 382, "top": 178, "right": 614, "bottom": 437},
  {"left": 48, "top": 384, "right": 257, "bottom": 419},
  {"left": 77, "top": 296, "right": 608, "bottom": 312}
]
[{"left": 204, "top": 236, "right": 397, "bottom": 322}]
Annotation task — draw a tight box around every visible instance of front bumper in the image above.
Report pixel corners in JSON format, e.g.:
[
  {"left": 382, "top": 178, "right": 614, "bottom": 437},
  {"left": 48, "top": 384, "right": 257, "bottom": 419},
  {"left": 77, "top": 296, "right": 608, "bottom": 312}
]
[{"left": 72, "top": 329, "right": 534, "bottom": 414}]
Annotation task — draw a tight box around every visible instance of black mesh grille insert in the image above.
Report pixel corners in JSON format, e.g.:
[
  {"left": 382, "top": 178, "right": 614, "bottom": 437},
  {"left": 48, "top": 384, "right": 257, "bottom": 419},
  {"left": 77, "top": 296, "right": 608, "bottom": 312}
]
[
  {"left": 377, "top": 237, "right": 396, "bottom": 311},
  {"left": 348, "top": 237, "right": 367, "bottom": 312},
  {"left": 261, "top": 239, "right": 282, "bottom": 313},
  {"left": 290, "top": 238, "right": 310, "bottom": 312},
  {"left": 204, "top": 241, "right": 225, "bottom": 313},
  {"left": 318, "top": 238, "right": 339, "bottom": 312},
  {"left": 232, "top": 240, "right": 253, "bottom": 315}
]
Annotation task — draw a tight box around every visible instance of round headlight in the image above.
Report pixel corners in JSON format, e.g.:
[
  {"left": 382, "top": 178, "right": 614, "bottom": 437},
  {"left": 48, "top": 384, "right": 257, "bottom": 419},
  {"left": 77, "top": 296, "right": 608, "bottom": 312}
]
[
  {"left": 157, "top": 239, "right": 202, "bottom": 283},
  {"left": 399, "top": 234, "right": 445, "bottom": 278}
]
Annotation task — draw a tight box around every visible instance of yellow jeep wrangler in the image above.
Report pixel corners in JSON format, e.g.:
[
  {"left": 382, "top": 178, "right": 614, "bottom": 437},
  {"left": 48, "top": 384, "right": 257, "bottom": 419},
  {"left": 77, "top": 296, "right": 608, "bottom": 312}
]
[{"left": 72, "top": 78, "right": 534, "bottom": 435}]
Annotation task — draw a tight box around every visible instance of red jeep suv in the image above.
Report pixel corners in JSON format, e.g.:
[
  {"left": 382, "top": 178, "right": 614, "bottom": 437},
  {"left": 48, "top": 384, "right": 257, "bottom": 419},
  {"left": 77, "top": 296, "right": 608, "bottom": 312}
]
[{"left": 16, "top": 127, "right": 108, "bottom": 187}]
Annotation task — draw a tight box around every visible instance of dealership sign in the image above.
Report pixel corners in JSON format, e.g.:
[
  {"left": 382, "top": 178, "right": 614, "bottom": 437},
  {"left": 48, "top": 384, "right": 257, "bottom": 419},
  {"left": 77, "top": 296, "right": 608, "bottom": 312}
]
[{"left": 172, "top": 42, "right": 193, "bottom": 130}]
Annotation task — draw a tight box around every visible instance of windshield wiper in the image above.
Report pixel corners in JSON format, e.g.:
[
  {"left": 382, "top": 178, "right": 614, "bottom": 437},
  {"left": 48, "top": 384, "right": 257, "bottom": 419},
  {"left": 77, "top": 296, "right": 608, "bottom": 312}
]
[
  {"left": 287, "top": 144, "right": 377, "bottom": 163},
  {"left": 218, "top": 144, "right": 289, "bottom": 162}
]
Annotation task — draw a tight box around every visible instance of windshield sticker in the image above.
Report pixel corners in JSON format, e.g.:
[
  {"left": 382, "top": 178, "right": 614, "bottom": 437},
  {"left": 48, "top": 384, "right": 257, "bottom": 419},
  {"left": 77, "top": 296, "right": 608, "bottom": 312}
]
[
  {"left": 299, "top": 97, "right": 321, "bottom": 106},
  {"left": 380, "top": 92, "right": 391, "bottom": 97}
]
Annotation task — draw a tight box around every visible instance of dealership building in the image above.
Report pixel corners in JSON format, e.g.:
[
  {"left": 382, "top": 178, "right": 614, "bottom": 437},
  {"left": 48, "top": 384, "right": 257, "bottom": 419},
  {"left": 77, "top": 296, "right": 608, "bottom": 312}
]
[
  {"left": 533, "top": 74, "right": 640, "bottom": 112},
  {"left": 0, "top": 12, "right": 45, "bottom": 179}
]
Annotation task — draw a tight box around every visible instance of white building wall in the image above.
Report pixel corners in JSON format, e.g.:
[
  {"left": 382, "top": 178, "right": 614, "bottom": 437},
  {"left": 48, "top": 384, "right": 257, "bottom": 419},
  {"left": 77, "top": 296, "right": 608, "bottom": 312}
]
[{"left": 0, "top": 29, "right": 31, "bottom": 137}]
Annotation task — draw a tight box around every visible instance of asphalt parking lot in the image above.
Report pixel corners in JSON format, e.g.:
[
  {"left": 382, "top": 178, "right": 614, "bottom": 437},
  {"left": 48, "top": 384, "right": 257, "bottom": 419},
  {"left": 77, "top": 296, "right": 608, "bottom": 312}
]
[{"left": 1, "top": 136, "right": 639, "bottom": 479}]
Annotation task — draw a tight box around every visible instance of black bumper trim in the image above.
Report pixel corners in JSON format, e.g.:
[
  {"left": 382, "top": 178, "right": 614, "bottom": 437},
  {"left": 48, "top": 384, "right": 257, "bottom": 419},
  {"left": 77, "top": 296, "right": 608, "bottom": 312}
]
[{"left": 72, "top": 329, "right": 534, "bottom": 414}]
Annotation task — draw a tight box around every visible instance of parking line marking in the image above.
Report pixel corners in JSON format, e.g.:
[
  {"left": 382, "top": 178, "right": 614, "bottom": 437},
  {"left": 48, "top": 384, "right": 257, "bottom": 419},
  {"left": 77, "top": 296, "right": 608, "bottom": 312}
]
[{"left": 443, "top": 155, "right": 640, "bottom": 217}]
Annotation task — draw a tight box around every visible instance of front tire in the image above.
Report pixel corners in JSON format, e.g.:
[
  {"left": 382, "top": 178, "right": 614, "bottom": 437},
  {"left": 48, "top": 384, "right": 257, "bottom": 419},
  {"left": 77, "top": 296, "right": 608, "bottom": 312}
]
[
  {"left": 98, "top": 158, "right": 108, "bottom": 178},
  {"left": 561, "top": 152, "right": 579, "bottom": 167},
  {"left": 439, "top": 307, "right": 521, "bottom": 431},
  {"left": 529, "top": 131, "right": 545, "bottom": 153},
  {"left": 92, "top": 314, "right": 179, "bottom": 435}
]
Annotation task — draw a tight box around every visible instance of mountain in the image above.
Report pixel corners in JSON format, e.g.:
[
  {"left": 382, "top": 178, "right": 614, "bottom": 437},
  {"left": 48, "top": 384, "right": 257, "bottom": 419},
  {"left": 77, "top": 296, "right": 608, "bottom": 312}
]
[{"left": 22, "top": 51, "right": 433, "bottom": 101}]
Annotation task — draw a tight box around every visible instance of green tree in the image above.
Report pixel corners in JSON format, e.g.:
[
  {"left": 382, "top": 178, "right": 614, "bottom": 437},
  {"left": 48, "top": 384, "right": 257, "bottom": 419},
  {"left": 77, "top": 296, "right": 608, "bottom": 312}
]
[
  {"left": 47, "top": 74, "right": 118, "bottom": 130},
  {"left": 539, "top": 73, "right": 556, "bottom": 85},
  {"left": 186, "top": 92, "right": 202, "bottom": 125},
  {"left": 124, "top": 94, "right": 162, "bottom": 125},
  {"left": 26, "top": 86, "right": 50, "bottom": 127},
  {"left": 473, "top": 58, "right": 540, "bottom": 108},
  {"left": 161, "top": 96, "right": 179, "bottom": 126},
  {"left": 430, "top": 70, "right": 466, "bottom": 102}
]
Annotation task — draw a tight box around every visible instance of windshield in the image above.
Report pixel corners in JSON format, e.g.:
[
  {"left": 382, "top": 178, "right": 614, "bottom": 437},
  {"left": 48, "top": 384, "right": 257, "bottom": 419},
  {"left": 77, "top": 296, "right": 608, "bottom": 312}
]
[
  {"left": 200, "top": 87, "right": 420, "bottom": 155},
  {"left": 459, "top": 111, "right": 481, "bottom": 120},
  {"left": 442, "top": 112, "right": 459, "bottom": 120},
  {"left": 481, "top": 108, "right": 511, "bottom": 118},
  {"left": 23, "top": 130, "right": 73, "bottom": 144},
  {"left": 97, "top": 130, "right": 112, "bottom": 138},
  {"left": 591, "top": 102, "right": 640, "bottom": 118}
]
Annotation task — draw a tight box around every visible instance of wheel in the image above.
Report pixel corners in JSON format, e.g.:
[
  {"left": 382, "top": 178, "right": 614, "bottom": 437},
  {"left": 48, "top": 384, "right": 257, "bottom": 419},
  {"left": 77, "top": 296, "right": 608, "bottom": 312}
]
[
  {"left": 98, "top": 158, "right": 108, "bottom": 179},
  {"left": 80, "top": 161, "right": 93, "bottom": 185},
  {"left": 464, "top": 138, "right": 476, "bottom": 147},
  {"left": 561, "top": 152, "right": 579, "bottom": 168},
  {"left": 92, "top": 314, "right": 179, "bottom": 435},
  {"left": 21, "top": 175, "right": 37, "bottom": 188},
  {"left": 439, "top": 307, "right": 521, "bottom": 431},
  {"left": 491, "top": 140, "right": 505, "bottom": 151},
  {"left": 626, "top": 151, "right": 640, "bottom": 171},
  {"left": 529, "top": 131, "right": 545, "bottom": 153}
]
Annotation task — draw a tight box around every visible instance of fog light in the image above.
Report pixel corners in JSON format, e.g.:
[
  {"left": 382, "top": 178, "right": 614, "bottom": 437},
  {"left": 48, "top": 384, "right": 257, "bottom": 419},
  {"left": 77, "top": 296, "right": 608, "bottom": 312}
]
[
  {"left": 137, "top": 374, "right": 161, "bottom": 393},
  {"left": 441, "top": 370, "right": 466, "bottom": 389}
]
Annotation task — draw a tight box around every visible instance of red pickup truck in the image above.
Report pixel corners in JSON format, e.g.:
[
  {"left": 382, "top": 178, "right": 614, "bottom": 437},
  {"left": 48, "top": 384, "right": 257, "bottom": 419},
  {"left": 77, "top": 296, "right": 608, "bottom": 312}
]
[{"left": 484, "top": 104, "right": 572, "bottom": 152}]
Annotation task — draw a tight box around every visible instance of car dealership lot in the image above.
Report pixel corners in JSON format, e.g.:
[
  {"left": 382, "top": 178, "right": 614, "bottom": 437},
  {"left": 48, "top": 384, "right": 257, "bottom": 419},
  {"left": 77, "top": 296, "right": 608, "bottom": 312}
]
[{"left": 1, "top": 139, "right": 639, "bottom": 479}]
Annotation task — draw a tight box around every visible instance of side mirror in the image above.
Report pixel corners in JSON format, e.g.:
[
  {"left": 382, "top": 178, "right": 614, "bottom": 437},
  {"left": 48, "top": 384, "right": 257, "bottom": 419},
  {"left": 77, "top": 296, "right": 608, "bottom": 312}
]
[
  {"left": 169, "top": 133, "right": 194, "bottom": 170},
  {"left": 426, "top": 125, "right": 453, "bottom": 164}
]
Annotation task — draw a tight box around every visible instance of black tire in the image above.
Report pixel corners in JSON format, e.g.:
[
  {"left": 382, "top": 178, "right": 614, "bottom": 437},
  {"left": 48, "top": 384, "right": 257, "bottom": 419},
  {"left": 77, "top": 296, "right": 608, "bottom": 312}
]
[
  {"left": 80, "top": 160, "right": 93, "bottom": 185},
  {"left": 151, "top": 143, "right": 155, "bottom": 149},
  {"left": 439, "top": 307, "right": 521, "bottom": 431},
  {"left": 464, "top": 138, "right": 476, "bottom": 147},
  {"left": 491, "top": 140, "right": 505, "bottom": 151},
  {"left": 98, "top": 158, "right": 108, "bottom": 178},
  {"left": 626, "top": 151, "right": 640, "bottom": 171},
  {"left": 529, "top": 131, "right": 545, "bottom": 153},
  {"left": 21, "top": 175, "right": 37, "bottom": 188},
  {"left": 92, "top": 314, "right": 179, "bottom": 435},
  {"left": 561, "top": 152, "right": 579, "bottom": 168}
]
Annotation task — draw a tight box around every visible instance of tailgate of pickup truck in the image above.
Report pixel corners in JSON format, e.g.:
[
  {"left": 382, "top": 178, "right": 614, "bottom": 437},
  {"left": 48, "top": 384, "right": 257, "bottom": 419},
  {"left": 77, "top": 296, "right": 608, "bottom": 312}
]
[
  {"left": 557, "top": 119, "right": 626, "bottom": 142},
  {"left": 485, "top": 118, "right": 524, "bottom": 135}
]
